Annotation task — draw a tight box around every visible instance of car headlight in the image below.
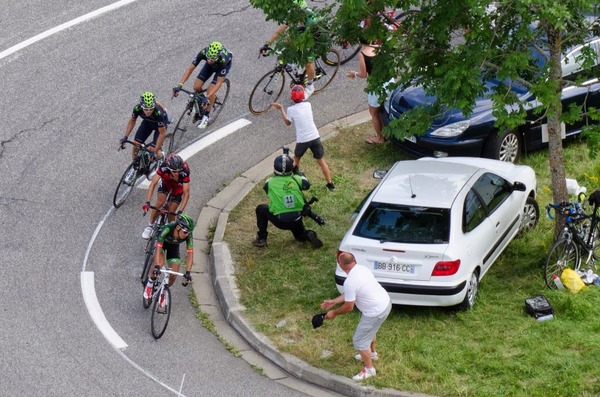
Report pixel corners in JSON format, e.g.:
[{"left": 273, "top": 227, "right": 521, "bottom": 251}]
[{"left": 430, "top": 120, "right": 471, "bottom": 137}]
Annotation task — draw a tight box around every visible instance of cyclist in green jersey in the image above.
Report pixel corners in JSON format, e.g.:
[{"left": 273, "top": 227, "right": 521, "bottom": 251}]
[
  {"left": 144, "top": 213, "right": 195, "bottom": 301},
  {"left": 253, "top": 152, "right": 323, "bottom": 249}
]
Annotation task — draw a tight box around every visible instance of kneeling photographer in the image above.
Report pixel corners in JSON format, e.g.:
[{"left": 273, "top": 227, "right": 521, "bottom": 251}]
[{"left": 253, "top": 148, "right": 324, "bottom": 249}]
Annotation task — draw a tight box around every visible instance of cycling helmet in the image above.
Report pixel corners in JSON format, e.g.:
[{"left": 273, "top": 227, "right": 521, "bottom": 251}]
[
  {"left": 274, "top": 154, "right": 293, "bottom": 176},
  {"left": 293, "top": 0, "right": 307, "bottom": 8},
  {"left": 176, "top": 213, "right": 195, "bottom": 233},
  {"left": 291, "top": 85, "right": 305, "bottom": 103},
  {"left": 165, "top": 153, "right": 184, "bottom": 172},
  {"left": 140, "top": 91, "right": 155, "bottom": 109},
  {"left": 207, "top": 41, "right": 223, "bottom": 59}
]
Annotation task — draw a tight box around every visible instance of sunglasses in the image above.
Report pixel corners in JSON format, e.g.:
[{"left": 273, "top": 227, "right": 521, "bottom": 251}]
[
  {"left": 142, "top": 106, "right": 154, "bottom": 112},
  {"left": 168, "top": 169, "right": 181, "bottom": 174},
  {"left": 178, "top": 226, "right": 189, "bottom": 234},
  {"left": 208, "top": 56, "right": 219, "bottom": 62}
]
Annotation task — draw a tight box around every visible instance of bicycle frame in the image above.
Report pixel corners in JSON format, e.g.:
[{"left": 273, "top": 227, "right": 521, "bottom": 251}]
[{"left": 113, "top": 140, "right": 157, "bottom": 208}]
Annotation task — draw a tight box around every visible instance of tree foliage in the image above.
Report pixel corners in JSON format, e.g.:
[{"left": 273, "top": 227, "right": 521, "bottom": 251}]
[{"left": 250, "top": 0, "right": 600, "bottom": 224}]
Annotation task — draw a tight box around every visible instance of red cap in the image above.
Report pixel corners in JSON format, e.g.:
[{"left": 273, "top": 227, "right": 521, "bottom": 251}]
[{"left": 291, "top": 85, "right": 305, "bottom": 102}]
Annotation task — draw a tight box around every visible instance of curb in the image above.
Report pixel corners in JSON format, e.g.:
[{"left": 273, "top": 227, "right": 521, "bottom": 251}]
[{"left": 192, "top": 110, "right": 434, "bottom": 397}]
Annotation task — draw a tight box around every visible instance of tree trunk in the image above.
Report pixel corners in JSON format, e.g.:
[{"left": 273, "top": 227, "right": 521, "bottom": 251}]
[{"left": 545, "top": 25, "right": 569, "bottom": 238}]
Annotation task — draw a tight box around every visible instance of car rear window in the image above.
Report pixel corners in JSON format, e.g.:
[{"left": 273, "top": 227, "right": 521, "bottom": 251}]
[{"left": 353, "top": 202, "right": 450, "bottom": 244}]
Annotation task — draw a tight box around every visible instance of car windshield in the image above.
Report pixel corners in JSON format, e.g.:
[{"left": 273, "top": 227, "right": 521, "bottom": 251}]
[{"left": 353, "top": 202, "right": 450, "bottom": 244}]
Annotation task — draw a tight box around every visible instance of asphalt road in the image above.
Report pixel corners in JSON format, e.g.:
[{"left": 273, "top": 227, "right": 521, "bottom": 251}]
[{"left": 1, "top": 1, "right": 366, "bottom": 395}]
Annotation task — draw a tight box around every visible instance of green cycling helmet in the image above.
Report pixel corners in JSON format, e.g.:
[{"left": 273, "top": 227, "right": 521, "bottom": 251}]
[
  {"left": 140, "top": 91, "right": 155, "bottom": 109},
  {"left": 177, "top": 213, "right": 195, "bottom": 233},
  {"left": 207, "top": 41, "right": 223, "bottom": 59}
]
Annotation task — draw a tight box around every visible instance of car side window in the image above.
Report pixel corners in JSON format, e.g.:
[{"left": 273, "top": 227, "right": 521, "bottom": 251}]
[
  {"left": 562, "top": 39, "right": 600, "bottom": 81},
  {"left": 472, "top": 172, "right": 511, "bottom": 214},
  {"left": 463, "top": 190, "right": 486, "bottom": 232}
]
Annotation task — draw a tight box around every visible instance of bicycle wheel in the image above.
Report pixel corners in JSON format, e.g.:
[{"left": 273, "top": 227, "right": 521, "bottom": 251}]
[
  {"left": 151, "top": 285, "right": 172, "bottom": 339},
  {"left": 207, "top": 78, "right": 230, "bottom": 126},
  {"left": 248, "top": 69, "right": 285, "bottom": 115},
  {"left": 170, "top": 101, "right": 194, "bottom": 152},
  {"left": 141, "top": 235, "right": 157, "bottom": 288},
  {"left": 544, "top": 238, "right": 580, "bottom": 289},
  {"left": 313, "top": 49, "right": 340, "bottom": 94},
  {"left": 327, "top": 39, "right": 360, "bottom": 65},
  {"left": 162, "top": 133, "right": 174, "bottom": 157},
  {"left": 113, "top": 163, "right": 139, "bottom": 208}
]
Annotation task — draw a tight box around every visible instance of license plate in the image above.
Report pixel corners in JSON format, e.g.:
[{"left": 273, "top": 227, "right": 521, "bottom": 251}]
[
  {"left": 405, "top": 135, "right": 417, "bottom": 143},
  {"left": 374, "top": 261, "right": 415, "bottom": 273}
]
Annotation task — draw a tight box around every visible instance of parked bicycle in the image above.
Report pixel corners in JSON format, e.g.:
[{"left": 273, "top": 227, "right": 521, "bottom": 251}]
[
  {"left": 544, "top": 197, "right": 600, "bottom": 289},
  {"left": 168, "top": 82, "right": 230, "bottom": 152},
  {"left": 146, "top": 266, "right": 188, "bottom": 339},
  {"left": 140, "top": 199, "right": 177, "bottom": 296},
  {"left": 248, "top": 48, "right": 340, "bottom": 115},
  {"left": 113, "top": 140, "right": 164, "bottom": 208}
]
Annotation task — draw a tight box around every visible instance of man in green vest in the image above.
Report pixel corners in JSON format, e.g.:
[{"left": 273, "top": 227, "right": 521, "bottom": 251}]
[{"left": 253, "top": 152, "right": 323, "bottom": 249}]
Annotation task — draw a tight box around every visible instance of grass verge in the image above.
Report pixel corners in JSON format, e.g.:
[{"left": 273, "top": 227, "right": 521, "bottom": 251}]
[{"left": 225, "top": 122, "right": 600, "bottom": 397}]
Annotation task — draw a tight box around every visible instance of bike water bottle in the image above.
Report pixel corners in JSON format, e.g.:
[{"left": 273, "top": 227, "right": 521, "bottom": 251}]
[{"left": 553, "top": 275, "right": 565, "bottom": 290}]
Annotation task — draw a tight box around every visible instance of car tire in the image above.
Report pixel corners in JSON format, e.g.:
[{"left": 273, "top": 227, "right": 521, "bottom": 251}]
[
  {"left": 483, "top": 129, "right": 521, "bottom": 163},
  {"left": 520, "top": 196, "right": 540, "bottom": 231},
  {"left": 458, "top": 269, "right": 479, "bottom": 310}
]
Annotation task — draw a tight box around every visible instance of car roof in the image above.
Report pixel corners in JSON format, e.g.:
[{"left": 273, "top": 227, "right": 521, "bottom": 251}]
[{"left": 372, "top": 158, "right": 479, "bottom": 208}]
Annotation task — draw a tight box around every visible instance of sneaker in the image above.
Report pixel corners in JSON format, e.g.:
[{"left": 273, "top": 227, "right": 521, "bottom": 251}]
[
  {"left": 142, "top": 225, "right": 153, "bottom": 239},
  {"left": 197, "top": 115, "right": 209, "bottom": 129},
  {"left": 354, "top": 352, "right": 379, "bottom": 361},
  {"left": 352, "top": 367, "right": 376, "bottom": 381},
  {"left": 326, "top": 182, "right": 335, "bottom": 191},
  {"left": 252, "top": 238, "right": 267, "bottom": 248},
  {"left": 306, "top": 230, "right": 323, "bottom": 249},
  {"left": 143, "top": 283, "right": 154, "bottom": 301},
  {"left": 304, "top": 84, "right": 315, "bottom": 100}
]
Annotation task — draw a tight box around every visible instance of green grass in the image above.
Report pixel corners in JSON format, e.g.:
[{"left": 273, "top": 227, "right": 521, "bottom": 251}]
[{"left": 224, "top": 125, "right": 600, "bottom": 397}]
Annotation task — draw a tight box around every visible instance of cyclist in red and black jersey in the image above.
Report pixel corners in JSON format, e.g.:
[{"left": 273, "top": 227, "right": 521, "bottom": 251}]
[
  {"left": 143, "top": 213, "right": 195, "bottom": 301},
  {"left": 142, "top": 154, "right": 191, "bottom": 239},
  {"left": 119, "top": 91, "right": 169, "bottom": 163},
  {"left": 172, "top": 41, "right": 233, "bottom": 129}
]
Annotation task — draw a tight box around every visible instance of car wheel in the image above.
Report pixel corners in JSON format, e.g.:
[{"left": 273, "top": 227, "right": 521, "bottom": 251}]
[
  {"left": 520, "top": 196, "right": 540, "bottom": 231},
  {"left": 484, "top": 129, "right": 521, "bottom": 163},
  {"left": 458, "top": 270, "right": 479, "bottom": 310}
]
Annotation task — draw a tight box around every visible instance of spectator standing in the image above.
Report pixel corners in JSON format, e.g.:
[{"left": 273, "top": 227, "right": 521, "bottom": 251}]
[
  {"left": 272, "top": 85, "right": 335, "bottom": 190},
  {"left": 320, "top": 252, "right": 392, "bottom": 381}
]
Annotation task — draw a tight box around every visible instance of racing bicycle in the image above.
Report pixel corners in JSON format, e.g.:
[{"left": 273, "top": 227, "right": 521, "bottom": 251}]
[
  {"left": 141, "top": 198, "right": 177, "bottom": 299},
  {"left": 248, "top": 48, "right": 340, "bottom": 115},
  {"left": 544, "top": 199, "right": 600, "bottom": 289},
  {"left": 113, "top": 140, "right": 164, "bottom": 208},
  {"left": 146, "top": 266, "right": 187, "bottom": 339},
  {"left": 168, "top": 81, "right": 230, "bottom": 152}
]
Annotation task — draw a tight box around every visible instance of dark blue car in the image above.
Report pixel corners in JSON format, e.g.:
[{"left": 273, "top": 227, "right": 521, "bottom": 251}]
[{"left": 383, "top": 37, "right": 600, "bottom": 163}]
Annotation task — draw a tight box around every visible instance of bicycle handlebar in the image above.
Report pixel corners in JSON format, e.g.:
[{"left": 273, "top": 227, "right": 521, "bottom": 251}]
[
  {"left": 118, "top": 139, "right": 154, "bottom": 152},
  {"left": 148, "top": 205, "right": 178, "bottom": 215}
]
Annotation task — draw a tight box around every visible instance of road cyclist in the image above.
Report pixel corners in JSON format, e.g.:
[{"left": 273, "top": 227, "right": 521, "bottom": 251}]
[
  {"left": 142, "top": 153, "right": 191, "bottom": 239},
  {"left": 119, "top": 91, "right": 168, "bottom": 166},
  {"left": 172, "top": 41, "right": 233, "bottom": 129},
  {"left": 143, "top": 212, "right": 195, "bottom": 304}
]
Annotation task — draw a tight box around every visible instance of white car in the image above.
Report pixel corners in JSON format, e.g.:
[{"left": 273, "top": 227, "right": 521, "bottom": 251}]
[{"left": 335, "top": 157, "right": 539, "bottom": 309}]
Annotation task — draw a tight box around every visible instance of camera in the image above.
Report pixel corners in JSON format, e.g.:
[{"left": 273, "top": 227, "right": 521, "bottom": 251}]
[
  {"left": 282, "top": 145, "right": 290, "bottom": 155},
  {"left": 302, "top": 196, "right": 325, "bottom": 226}
]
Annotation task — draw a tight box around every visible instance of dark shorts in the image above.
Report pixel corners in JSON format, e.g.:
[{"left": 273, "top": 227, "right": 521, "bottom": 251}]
[
  {"left": 294, "top": 137, "right": 324, "bottom": 160},
  {"left": 158, "top": 182, "right": 183, "bottom": 204},
  {"left": 197, "top": 60, "right": 232, "bottom": 84},
  {"left": 163, "top": 242, "right": 181, "bottom": 263},
  {"left": 134, "top": 120, "right": 161, "bottom": 147}
]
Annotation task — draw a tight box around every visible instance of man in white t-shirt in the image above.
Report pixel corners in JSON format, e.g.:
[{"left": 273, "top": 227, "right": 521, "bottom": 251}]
[
  {"left": 321, "top": 252, "right": 392, "bottom": 381},
  {"left": 272, "top": 85, "right": 335, "bottom": 190}
]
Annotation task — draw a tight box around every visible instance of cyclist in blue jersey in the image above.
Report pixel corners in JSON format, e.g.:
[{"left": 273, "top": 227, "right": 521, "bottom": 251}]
[
  {"left": 173, "top": 41, "right": 233, "bottom": 129},
  {"left": 119, "top": 91, "right": 168, "bottom": 166}
]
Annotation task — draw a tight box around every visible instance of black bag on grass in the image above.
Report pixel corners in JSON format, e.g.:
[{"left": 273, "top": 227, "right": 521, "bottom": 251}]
[{"left": 524, "top": 295, "right": 554, "bottom": 318}]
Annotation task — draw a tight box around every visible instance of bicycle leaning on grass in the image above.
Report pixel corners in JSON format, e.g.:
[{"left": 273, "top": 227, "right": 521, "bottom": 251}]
[
  {"left": 544, "top": 191, "right": 600, "bottom": 289},
  {"left": 145, "top": 265, "right": 189, "bottom": 339},
  {"left": 114, "top": 140, "right": 163, "bottom": 208},
  {"left": 248, "top": 47, "right": 340, "bottom": 115},
  {"left": 168, "top": 82, "right": 230, "bottom": 152}
]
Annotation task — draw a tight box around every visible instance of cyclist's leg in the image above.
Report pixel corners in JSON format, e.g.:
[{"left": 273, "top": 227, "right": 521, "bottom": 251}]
[
  {"left": 164, "top": 243, "right": 181, "bottom": 286},
  {"left": 293, "top": 141, "right": 310, "bottom": 170},
  {"left": 149, "top": 187, "right": 168, "bottom": 225},
  {"left": 133, "top": 121, "right": 153, "bottom": 162},
  {"left": 166, "top": 193, "right": 182, "bottom": 222},
  {"left": 305, "top": 59, "right": 316, "bottom": 84}
]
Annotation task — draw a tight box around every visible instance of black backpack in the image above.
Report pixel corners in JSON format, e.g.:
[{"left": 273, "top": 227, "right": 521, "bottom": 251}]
[{"left": 524, "top": 295, "right": 554, "bottom": 318}]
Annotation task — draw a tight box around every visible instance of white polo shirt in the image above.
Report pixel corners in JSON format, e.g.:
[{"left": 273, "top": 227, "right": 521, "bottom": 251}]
[
  {"left": 286, "top": 101, "right": 320, "bottom": 143},
  {"left": 343, "top": 264, "right": 391, "bottom": 317}
]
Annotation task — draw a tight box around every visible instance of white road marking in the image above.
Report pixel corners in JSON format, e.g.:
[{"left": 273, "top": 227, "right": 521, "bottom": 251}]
[
  {"left": 0, "top": 0, "right": 138, "bottom": 60},
  {"left": 137, "top": 118, "right": 252, "bottom": 189},
  {"left": 81, "top": 272, "right": 128, "bottom": 350}
]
